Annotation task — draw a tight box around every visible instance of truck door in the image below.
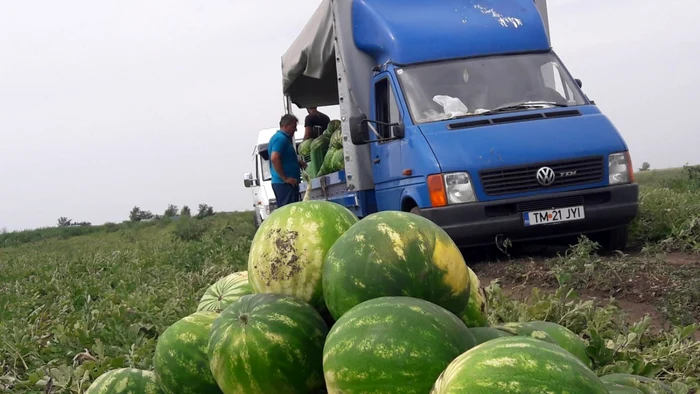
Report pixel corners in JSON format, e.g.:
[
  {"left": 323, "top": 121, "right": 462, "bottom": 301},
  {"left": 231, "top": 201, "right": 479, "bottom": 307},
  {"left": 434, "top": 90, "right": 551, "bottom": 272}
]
[
  {"left": 252, "top": 153, "right": 262, "bottom": 207},
  {"left": 370, "top": 72, "right": 404, "bottom": 211}
]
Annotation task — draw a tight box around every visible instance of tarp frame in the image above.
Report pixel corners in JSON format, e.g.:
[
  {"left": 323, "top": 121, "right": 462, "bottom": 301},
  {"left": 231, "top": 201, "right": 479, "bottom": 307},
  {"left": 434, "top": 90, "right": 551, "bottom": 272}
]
[{"left": 281, "top": 0, "right": 376, "bottom": 191}]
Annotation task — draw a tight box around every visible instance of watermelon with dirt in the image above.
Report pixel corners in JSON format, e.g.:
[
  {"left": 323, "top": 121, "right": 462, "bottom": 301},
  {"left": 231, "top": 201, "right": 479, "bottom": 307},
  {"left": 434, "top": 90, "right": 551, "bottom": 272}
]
[
  {"left": 207, "top": 293, "right": 329, "bottom": 394},
  {"left": 248, "top": 200, "right": 358, "bottom": 311},
  {"left": 197, "top": 270, "right": 252, "bottom": 313},
  {"left": 85, "top": 368, "right": 162, "bottom": 394},
  {"left": 431, "top": 336, "right": 609, "bottom": 393},
  {"left": 322, "top": 296, "right": 476, "bottom": 394},
  {"left": 322, "top": 210, "right": 471, "bottom": 321},
  {"left": 153, "top": 311, "right": 221, "bottom": 394}
]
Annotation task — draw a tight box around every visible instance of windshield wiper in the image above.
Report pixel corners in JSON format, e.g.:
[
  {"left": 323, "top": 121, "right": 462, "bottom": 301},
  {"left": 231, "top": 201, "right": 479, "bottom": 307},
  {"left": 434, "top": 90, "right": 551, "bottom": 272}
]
[
  {"left": 487, "top": 101, "right": 569, "bottom": 114},
  {"left": 443, "top": 101, "right": 569, "bottom": 121}
]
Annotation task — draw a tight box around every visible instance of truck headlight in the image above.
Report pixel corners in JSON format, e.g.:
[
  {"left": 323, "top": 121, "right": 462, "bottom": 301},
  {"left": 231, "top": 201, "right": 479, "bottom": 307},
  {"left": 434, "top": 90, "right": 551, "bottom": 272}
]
[
  {"left": 444, "top": 172, "right": 477, "bottom": 204},
  {"left": 609, "top": 152, "right": 633, "bottom": 184}
]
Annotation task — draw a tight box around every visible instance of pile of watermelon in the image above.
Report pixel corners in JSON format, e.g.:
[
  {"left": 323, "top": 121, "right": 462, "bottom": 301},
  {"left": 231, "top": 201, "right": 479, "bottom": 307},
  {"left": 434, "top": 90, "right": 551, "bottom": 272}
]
[
  {"left": 302, "top": 119, "right": 345, "bottom": 178},
  {"left": 85, "top": 201, "right": 676, "bottom": 394}
]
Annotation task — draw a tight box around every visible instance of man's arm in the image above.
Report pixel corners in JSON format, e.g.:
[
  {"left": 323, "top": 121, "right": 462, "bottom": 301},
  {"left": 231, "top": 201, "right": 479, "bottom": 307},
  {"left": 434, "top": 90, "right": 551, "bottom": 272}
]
[{"left": 271, "top": 151, "right": 298, "bottom": 186}]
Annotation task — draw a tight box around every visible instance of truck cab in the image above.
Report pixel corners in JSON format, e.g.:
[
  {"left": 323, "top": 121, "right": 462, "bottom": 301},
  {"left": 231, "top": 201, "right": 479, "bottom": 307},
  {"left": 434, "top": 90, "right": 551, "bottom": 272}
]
[
  {"left": 283, "top": 0, "right": 638, "bottom": 251},
  {"left": 243, "top": 127, "right": 305, "bottom": 227}
]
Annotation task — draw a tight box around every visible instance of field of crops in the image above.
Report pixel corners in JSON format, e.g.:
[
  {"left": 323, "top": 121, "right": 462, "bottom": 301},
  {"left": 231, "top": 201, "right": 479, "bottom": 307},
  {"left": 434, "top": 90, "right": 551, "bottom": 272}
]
[{"left": 1, "top": 166, "right": 699, "bottom": 393}]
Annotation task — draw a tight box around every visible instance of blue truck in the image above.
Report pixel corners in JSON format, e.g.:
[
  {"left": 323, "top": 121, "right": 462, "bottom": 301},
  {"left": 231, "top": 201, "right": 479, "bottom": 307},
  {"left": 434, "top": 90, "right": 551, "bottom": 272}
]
[{"left": 281, "top": 0, "right": 638, "bottom": 251}]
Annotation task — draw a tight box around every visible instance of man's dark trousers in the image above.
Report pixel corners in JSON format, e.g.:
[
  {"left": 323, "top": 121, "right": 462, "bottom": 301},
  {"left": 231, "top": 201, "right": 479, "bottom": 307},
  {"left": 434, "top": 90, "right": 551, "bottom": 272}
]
[{"left": 272, "top": 182, "right": 300, "bottom": 208}]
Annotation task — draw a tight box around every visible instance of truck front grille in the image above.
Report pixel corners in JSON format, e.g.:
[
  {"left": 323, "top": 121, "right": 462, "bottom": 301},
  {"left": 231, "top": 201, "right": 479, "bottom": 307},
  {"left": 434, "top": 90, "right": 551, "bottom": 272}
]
[{"left": 479, "top": 156, "right": 604, "bottom": 196}]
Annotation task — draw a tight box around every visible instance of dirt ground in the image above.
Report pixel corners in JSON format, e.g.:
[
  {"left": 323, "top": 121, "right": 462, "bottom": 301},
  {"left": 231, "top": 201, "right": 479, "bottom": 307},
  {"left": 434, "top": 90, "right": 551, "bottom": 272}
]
[{"left": 463, "top": 244, "right": 700, "bottom": 341}]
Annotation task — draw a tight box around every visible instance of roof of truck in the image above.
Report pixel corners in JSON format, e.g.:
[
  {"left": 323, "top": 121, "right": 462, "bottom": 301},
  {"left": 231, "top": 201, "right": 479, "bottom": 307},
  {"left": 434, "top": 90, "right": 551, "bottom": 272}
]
[
  {"left": 281, "top": 0, "right": 550, "bottom": 110},
  {"left": 352, "top": 0, "right": 550, "bottom": 65}
]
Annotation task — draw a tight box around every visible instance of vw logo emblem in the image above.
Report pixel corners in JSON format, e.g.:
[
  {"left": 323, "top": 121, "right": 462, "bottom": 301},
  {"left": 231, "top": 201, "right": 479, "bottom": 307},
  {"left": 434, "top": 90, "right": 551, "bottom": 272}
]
[{"left": 536, "top": 166, "right": 556, "bottom": 186}]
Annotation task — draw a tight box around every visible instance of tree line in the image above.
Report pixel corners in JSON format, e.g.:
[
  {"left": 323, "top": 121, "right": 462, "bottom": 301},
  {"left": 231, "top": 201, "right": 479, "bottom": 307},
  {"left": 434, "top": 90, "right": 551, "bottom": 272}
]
[{"left": 57, "top": 203, "right": 216, "bottom": 227}]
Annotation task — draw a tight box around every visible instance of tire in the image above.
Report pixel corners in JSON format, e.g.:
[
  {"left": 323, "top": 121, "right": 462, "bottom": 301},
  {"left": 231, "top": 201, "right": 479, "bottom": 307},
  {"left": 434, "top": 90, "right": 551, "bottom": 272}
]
[
  {"left": 409, "top": 206, "right": 422, "bottom": 216},
  {"left": 591, "top": 226, "right": 629, "bottom": 253}
]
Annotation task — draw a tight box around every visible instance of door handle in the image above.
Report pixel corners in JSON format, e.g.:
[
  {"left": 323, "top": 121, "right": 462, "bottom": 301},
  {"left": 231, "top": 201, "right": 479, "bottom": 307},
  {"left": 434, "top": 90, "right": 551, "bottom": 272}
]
[{"left": 373, "top": 158, "right": 381, "bottom": 164}]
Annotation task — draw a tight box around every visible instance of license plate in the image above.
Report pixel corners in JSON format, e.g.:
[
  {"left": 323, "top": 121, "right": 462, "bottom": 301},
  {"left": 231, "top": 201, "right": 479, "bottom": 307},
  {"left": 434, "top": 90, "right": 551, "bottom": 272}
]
[{"left": 523, "top": 206, "right": 585, "bottom": 226}]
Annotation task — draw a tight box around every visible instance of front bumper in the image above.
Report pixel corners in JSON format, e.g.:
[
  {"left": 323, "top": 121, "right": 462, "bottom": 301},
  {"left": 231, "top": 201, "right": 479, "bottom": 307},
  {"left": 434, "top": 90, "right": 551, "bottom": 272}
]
[{"left": 419, "top": 183, "right": 639, "bottom": 247}]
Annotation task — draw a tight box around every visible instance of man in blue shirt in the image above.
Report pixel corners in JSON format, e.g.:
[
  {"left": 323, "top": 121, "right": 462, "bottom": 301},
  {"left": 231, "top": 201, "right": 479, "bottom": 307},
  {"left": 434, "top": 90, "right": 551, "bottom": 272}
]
[{"left": 269, "top": 114, "right": 306, "bottom": 208}]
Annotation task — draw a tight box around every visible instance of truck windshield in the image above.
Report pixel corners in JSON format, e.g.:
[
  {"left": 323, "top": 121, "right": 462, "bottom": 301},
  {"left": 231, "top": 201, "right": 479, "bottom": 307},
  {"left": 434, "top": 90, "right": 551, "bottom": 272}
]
[{"left": 395, "top": 52, "right": 587, "bottom": 124}]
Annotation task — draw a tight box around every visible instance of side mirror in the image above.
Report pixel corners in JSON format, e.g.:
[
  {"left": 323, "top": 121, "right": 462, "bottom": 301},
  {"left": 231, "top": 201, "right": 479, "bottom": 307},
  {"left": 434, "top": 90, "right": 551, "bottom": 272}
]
[
  {"left": 351, "top": 119, "right": 371, "bottom": 145},
  {"left": 350, "top": 117, "right": 405, "bottom": 145},
  {"left": 575, "top": 78, "right": 583, "bottom": 88},
  {"left": 243, "top": 172, "right": 257, "bottom": 188}
]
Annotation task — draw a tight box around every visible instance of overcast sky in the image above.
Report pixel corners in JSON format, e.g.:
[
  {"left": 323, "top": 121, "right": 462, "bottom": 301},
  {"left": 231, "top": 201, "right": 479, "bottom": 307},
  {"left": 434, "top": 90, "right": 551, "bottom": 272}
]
[{"left": 1, "top": 0, "right": 698, "bottom": 231}]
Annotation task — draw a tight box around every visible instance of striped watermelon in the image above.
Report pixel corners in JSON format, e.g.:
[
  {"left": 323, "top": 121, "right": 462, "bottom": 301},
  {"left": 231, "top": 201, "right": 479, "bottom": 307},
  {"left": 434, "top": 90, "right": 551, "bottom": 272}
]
[
  {"left": 460, "top": 266, "right": 489, "bottom": 327},
  {"left": 323, "top": 296, "right": 476, "bottom": 394},
  {"left": 468, "top": 327, "right": 513, "bottom": 346},
  {"left": 248, "top": 201, "right": 358, "bottom": 311},
  {"left": 197, "top": 270, "right": 252, "bottom": 313},
  {"left": 431, "top": 336, "right": 609, "bottom": 393},
  {"left": 85, "top": 368, "right": 162, "bottom": 394},
  {"left": 207, "top": 293, "right": 329, "bottom": 394},
  {"left": 600, "top": 374, "right": 673, "bottom": 394},
  {"left": 322, "top": 211, "right": 471, "bottom": 321},
  {"left": 494, "top": 320, "right": 592, "bottom": 368},
  {"left": 153, "top": 311, "right": 221, "bottom": 394}
]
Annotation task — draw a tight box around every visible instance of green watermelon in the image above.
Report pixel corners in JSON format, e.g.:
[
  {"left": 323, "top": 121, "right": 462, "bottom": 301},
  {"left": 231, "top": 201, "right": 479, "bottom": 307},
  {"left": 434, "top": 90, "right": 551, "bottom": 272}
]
[
  {"left": 298, "top": 138, "right": 314, "bottom": 161},
  {"left": 600, "top": 374, "right": 673, "bottom": 394},
  {"left": 323, "top": 296, "right": 476, "bottom": 394},
  {"left": 431, "top": 336, "right": 609, "bottom": 394},
  {"left": 494, "top": 320, "right": 592, "bottom": 368},
  {"left": 85, "top": 368, "right": 162, "bottom": 394},
  {"left": 322, "top": 210, "right": 471, "bottom": 321},
  {"left": 468, "top": 327, "right": 513, "bottom": 346},
  {"left": 460, "top": 266, "right": 489, "bottom": 327},
  {"left": 330, "top": 128, "right": 343, "bottom": 149},
  {"left": 330, "top": 148, "right": 344, "bottom": 172},
  {"left": 248, "top": 200, "right": 357, "bottom": 311},
  {"left": 309, "top": 133, "right": 331, "bottom": 177},
  {"left": 493, "top": 323, "right": 560, "bottom": 347},
  {"left": 153, "top": 311, "right": 221, "bottom": 394},
  {"left": 602, "top": 382, "right": 646, "bottom": 394},
  {"left": 317, "top": 146, "right": 339, "bottom": 176},
  {"left": 197, "top": 270, "right": 252, "bottom": 313},
  {"left": 326, "top": 119, "right": 341, "bottom": 135},
  {"left": 207, "top": 293, "right": 328, "bottom": 394}
]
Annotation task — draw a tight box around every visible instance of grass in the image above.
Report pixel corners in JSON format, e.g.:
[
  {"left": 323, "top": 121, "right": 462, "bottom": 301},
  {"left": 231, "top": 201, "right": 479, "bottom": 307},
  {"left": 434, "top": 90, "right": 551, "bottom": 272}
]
[
  {"left": 1, "top": 166, "right": 699, "bottom": 392},
  {"left": 630, "top": 165, "right": 700, "bottom": 253},
  {"left": 0, "top": 213, "right": 254, "bottom": 393}
]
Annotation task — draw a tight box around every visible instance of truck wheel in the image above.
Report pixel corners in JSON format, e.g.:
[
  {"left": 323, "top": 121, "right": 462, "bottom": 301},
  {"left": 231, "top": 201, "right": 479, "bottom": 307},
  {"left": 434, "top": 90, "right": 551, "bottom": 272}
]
[
  {"left": 409, "top": 206, "right": 422, "bottom": 216},
  {"left": 592, "top": 226, "right": 629, "bottom": 253}
]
